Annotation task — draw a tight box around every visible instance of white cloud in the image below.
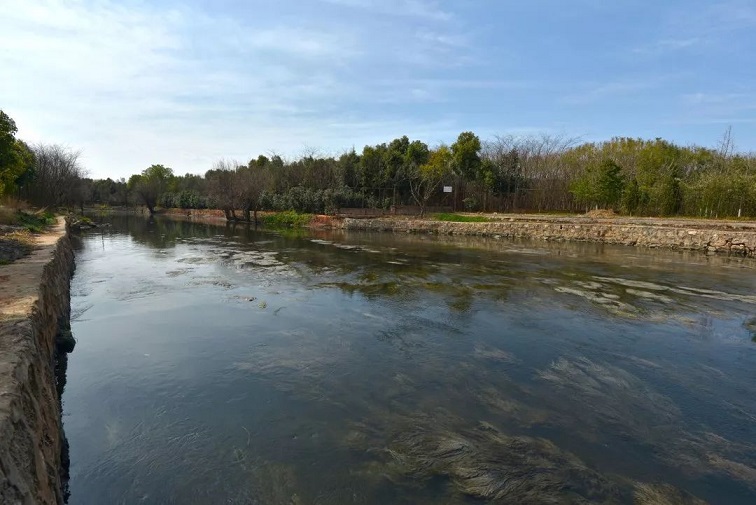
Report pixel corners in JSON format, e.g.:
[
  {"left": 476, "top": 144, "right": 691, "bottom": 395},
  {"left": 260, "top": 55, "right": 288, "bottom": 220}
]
[{"left": 0, "top": 0, "right": 474, "bottom": 178}]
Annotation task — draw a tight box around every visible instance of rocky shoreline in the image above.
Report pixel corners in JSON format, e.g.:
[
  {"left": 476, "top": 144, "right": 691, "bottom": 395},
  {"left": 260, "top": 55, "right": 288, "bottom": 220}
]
[{"left": 337, "top": 215, "right": 756, "bottom": 257}]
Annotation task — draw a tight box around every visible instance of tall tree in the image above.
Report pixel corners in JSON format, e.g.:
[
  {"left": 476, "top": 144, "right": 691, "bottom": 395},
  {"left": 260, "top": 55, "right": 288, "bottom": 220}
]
[
  {"left": 206, "top": 160, "right": 237, "bottom": 219},
  {"left": 234, "top": 163, "right": 272, "bottom": 224},
  {"left": 451, "top": 131, "right": 482, "bottom": 180},
  {"left": 129, "top": 164, "right": 174, "bottom": 215},
  {"left": 0, "top": 110, "right": 35, "bottom": 197},
  {"left": 571, "top": 159, "right": 625, "bottom": 210},
  {"left": 410, "top": 146, "right": 452, "bottom": 217},
  {"left": 26, "top": 144, "right": 85, "bottom": 206}
]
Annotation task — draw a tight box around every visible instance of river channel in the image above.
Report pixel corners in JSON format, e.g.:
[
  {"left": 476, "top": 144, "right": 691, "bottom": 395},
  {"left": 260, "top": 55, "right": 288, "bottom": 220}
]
[{"left": 64, "top": 215, "right": 756, "bottom": 504}]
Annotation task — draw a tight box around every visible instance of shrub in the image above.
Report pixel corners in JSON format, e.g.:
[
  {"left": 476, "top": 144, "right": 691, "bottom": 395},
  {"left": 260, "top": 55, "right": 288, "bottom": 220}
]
[
  {"left": 13, "top": 210, "right": 55, "bottom": 232},
  {"left": 260, "top": 211, "right": 312, "bottom": 228}
]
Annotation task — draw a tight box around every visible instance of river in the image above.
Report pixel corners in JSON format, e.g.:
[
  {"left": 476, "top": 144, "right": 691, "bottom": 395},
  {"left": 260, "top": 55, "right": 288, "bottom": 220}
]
[{"left": 64, "top": 215, "right": 756, "bottom": 504}]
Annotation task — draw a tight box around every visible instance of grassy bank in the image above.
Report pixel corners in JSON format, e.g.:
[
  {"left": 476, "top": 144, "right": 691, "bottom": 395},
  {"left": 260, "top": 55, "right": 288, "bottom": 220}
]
[
  {"left": 261, "top": 211, "right": 312, "bottom": 228},
  {"left": 435, "top": 213, "right": 490, "bottom": 223},
  {"left": 0, "top": 207, "right": 56, "bottom": 232}
]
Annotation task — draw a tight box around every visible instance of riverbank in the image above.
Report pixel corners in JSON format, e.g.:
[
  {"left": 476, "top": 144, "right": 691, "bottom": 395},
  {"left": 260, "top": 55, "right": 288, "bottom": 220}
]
[
  {"left": 336, "top": 214, "right": 756, "bottom": 257},
  {"left": 84, "top": 207, "right": 756, "bottom": 257},
  {"left": 0, "top": 218, "right": 74, "bottom": 504}
]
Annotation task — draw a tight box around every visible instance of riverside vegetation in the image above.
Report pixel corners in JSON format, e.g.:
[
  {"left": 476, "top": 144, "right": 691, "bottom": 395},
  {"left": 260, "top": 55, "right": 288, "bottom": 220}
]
[
  {"left": 0, "top": 206, "right": 56, "bottom": 264},
  {"left": 3, "top": 107, "right": 756, "bottom": 504},
  {"left": 3, "top": 109, "right": 756, "bottom": 221}
]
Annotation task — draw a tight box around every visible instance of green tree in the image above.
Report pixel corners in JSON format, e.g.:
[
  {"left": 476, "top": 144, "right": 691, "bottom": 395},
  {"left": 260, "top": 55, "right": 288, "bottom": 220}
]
[
  {"left": 128, "top": 164, "right": 174, "bottom": 214},
  {"left": 410, "top": 146, "right": 452, "bottom": 216},
  {"left": 571, "top": 159, "right": 625, "bottom": 210},
  {"left": 451, "top": 131, "right": 482, "bottom": 180},
  {"left": 0, "top": 110, "right": 35, "bottom": 196},
  {"left": 621, "top": 178, "right": 641, "bottom": 215}
]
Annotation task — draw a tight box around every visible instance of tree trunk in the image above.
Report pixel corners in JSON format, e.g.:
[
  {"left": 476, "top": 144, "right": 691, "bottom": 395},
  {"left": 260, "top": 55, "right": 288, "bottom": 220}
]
[
  {"left": 243, "top": 208, "right": 251, "bottom": 222},
  {"left": 224, "top": 209, "right": 232, "bottom": 220}
]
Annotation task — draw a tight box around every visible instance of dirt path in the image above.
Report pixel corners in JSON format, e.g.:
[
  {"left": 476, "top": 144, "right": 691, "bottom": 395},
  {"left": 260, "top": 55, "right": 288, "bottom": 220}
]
[{"left": 0, "top": 219, "right": 67, "bottom": 322}]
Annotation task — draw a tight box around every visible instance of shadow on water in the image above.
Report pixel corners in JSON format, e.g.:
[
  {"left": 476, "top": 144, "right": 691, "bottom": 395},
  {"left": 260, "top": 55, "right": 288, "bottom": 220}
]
[
  {"left": 64, "top": 215, "right": 756, "bottom": 504},
  {"left": 55, "top": 320, "right": 74, "bottom": 504}
]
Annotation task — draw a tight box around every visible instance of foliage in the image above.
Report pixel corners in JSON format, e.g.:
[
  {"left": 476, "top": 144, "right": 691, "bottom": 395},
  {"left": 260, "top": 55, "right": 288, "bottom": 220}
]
[
  {"left": 410, "top": 145, "right": 453, "bottom": 216},
  {"left": 0, "top": 110, "right": 35, "bottom": 197},
  {"left": 435, "top": 213, "right": 490, "bottom": 222},
  {"left": 260, "top": 210, "right": 312, "bottom": 228},
  {"left": 129, "top": 164, "right": 174, "bottom": 214},
  {"left": 159, "top": 190, "right": 208, "bottom": 210},
  {"left": 451, "top": 131, "right": 482, "bottom": 180},
  {"left": 0, "top": 207, "right": 55, "bottom": 232},
  {"left": 5, "top": 111, "right": 756, "bottom": 220},
  {"left": 571, "top": 159, "right": 625, "bottom": 209}
]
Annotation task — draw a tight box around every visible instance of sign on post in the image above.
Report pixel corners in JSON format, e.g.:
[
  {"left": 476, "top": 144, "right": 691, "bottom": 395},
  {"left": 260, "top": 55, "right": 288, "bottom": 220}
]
[{"left": 443, "top": 186, "right": 453, "bottom": 193}]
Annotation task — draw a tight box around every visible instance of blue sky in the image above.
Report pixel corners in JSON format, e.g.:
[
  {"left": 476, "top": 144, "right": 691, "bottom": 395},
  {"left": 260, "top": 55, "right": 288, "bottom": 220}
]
[{"left": 1, "top": 0, "right": 754, "bottom": 179}]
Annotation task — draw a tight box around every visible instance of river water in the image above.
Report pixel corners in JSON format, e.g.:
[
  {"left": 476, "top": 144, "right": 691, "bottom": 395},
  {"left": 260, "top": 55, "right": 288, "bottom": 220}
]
[{"left": 64, "top": 215, "right": 756, "bottom": 504}]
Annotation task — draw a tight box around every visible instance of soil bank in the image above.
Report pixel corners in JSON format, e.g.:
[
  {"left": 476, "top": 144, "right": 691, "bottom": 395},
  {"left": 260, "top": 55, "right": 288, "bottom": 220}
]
[{"left": 0, "top": 218, "right": 74, "bottom": 504}]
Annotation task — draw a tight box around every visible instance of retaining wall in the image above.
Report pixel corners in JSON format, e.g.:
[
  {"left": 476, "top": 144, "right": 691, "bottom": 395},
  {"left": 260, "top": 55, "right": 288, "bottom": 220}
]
[
  {"left": 0, "top": 220, "right": 74, "bottom": 504},
  {"left": 340, "top": 217, "right": 756, "bottom": 257}
]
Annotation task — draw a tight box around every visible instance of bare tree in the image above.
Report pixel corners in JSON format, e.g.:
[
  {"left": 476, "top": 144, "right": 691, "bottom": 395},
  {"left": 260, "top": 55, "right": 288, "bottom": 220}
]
[
  {"left": 26, "top": 144, "right": 86, "bottom": 207},
  {"left": 234, "top": 163, "right": 272, "bottom": 224},
  {"left": 206, "top": 159, "right": 238, "bottom": 220}
]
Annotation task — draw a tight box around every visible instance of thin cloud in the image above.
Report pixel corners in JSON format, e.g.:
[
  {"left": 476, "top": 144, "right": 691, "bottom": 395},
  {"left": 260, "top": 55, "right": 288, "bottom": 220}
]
[
  {"left": 634, "top": 38, "right": 702, "bottom": 54},
  {"left": 2, "top": 0, "right": 754, "bottom": 177},
  {"left": 560, "top": 77, "right": 674, "bottom": 105},
  {"left": 319, "top": 0, "right": 453, "bottom": 21}
]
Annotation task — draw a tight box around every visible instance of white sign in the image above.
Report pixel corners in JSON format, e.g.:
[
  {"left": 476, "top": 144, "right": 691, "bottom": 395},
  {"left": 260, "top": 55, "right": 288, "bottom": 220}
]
[{"left": 443, "top": 186, "right": 453, "bottom": 193}]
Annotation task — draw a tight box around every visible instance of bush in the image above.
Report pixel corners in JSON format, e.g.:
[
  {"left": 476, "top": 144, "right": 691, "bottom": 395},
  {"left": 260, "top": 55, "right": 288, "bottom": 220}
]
[
  {"left": 15, "top": 210, "right": 55, "bottom": 232},
  {"left": 260, "top": 211, "right": 312, "bottom": 228},
  {"left": 159, "top": 190, "right": 208, "bottom": 210}
]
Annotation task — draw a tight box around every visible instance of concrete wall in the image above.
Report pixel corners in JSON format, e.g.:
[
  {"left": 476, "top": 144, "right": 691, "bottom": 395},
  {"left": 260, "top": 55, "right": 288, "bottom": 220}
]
[
  {"left": 0, "top": 220, "right": 74, "bottom": 505},
  {"left": 340, "top": 217, "right": 756, "bottom": 257}
]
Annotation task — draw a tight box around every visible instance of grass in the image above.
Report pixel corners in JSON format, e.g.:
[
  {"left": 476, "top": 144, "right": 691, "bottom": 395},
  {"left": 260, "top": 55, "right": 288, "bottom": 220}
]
[
  {"left": 261, "top": 211, "right": 312, "bottom": 228},
  {"left": 17, "top": 210, "right": 56, "bottom": 232},
  {"left": 1, "top": 206, "right": 56, "bottom": 232},
  {"left": 434, "top": 213, "right": 490, "bottom": 223}
]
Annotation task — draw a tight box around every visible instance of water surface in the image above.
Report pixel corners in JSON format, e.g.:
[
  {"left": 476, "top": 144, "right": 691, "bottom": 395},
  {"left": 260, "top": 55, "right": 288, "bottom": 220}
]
[{"left": 65, "top": 216, "right": 756, "bottom": 504}]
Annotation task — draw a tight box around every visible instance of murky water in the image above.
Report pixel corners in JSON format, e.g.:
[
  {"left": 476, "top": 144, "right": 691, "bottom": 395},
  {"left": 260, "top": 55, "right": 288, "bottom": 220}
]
[{"left": 64, "top": 215, "right": 756, "bottom": 504}]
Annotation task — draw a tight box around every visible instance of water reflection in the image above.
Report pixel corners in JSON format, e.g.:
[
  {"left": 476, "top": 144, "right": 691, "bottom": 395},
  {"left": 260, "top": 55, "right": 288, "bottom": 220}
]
[
  {"left": 55, "top": 325, "right": 73, "bottom": 503},
  {"left": 65, "top": 215, "right": 756, "bottom": 504}
]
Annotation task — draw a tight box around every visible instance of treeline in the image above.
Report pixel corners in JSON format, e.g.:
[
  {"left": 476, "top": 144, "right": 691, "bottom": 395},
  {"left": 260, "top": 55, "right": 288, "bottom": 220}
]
[
  {"left": 1, "top": 110, "right": 87, "bottom": 208},
  {"left": 116, "top": 130, "right": 756, "bottom": 220},
  {"left": 3, "top": 107, "right": 756, "bottom": 219}
]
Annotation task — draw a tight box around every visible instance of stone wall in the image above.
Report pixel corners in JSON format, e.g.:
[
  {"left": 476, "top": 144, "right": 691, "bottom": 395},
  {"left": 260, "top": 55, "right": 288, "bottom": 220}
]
[
  {"left": 340, "top": 217, "right": 756, "bottom": 257},
  {"left": 0, "top": 219, "right": 74, "bottom": 505}
]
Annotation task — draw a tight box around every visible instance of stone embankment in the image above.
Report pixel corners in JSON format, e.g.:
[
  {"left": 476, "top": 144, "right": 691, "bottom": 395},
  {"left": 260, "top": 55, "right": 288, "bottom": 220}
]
[
  {"left": 0, "top": 218, "right": 74, "bottom": 505},
  {"left": 339, "top": 215, "right": 756, "bottom": 257}
]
